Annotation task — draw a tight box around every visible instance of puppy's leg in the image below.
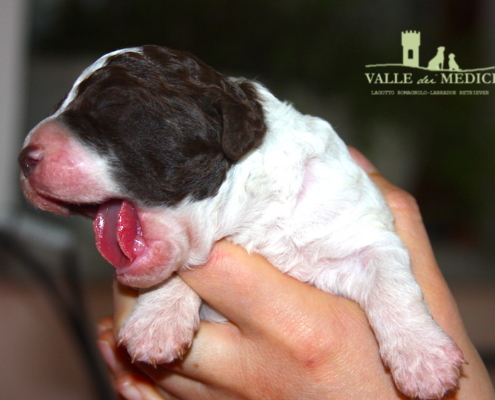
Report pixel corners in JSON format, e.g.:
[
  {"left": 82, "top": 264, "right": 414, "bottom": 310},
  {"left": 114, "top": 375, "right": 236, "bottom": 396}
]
[
  {"left": 314, "top": 235, "right": 464, "bottom": 399},
  {"left": 354, "top": 239, "right": 464, "bottom": 399},
  {"left": 118, "top": 274, "right": 201, "bottom": 365}
]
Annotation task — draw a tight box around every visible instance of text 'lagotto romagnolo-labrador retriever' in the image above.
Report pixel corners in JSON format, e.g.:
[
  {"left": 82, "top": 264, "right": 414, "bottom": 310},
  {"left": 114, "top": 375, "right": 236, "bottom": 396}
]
[{"left": 19, "top": 45, "right": 464, "bottom": 399}]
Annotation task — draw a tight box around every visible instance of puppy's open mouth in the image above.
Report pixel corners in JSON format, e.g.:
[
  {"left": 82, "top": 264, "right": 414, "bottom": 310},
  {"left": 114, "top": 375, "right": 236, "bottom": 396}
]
[
  {"left": 44, "top": 196, "right": 146, "bottom": 270},
  {"left": 93, "top": 200, "right": 146, "bottom": 269},
  {"left": 26, "top": 184, "right": 173, "bottom": 287}
]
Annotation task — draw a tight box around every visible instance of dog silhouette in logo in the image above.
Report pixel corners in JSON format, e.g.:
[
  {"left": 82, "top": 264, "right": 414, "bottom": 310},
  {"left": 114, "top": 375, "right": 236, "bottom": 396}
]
[
  {"left": 428, "top": 46, "right": 445, "bottom": 70},
  {"left": 448, "top": 53, "right": 460, "bottom": 71}
]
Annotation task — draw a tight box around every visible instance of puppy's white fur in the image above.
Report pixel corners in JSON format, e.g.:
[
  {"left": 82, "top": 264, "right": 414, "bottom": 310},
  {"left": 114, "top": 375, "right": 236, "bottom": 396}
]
[
  {"left": 118, "top": 81, "right": 463, "bottom": 399},
  {"left": 20, "top": 48, "right": 464, "bottom": 398}
]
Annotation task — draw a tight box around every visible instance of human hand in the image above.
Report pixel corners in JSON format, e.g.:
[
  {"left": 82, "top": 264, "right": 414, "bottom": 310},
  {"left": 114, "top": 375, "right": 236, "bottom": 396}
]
[{"left": 97, "top": 148, "right": 495, "bottom": 400}]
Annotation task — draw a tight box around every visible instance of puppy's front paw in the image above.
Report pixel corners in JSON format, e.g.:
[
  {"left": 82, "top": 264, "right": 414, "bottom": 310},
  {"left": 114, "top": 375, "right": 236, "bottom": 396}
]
[
  {"left": 117, "top": 276, "right": 202, "bottom": 365},
  {"left": 118, "top": 308, "right": 200, "bottom": 365},
  {"left": 386, "top": 332, "right": 465, "bottom": 399}
]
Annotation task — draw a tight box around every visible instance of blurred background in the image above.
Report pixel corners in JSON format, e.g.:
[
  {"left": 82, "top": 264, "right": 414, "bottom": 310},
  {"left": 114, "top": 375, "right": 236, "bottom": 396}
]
[{"left": 1, "top": 0, "right": 494, "bottom": 398}]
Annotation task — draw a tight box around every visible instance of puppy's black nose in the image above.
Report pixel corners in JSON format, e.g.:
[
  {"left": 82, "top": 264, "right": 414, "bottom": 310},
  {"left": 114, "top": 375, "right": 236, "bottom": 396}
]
[{"left": 18, "top": 145, "right": 42, "bottom": 177}]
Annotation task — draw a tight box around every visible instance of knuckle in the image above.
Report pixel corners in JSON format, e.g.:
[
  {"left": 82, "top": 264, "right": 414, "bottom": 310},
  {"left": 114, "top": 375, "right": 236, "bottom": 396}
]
[
  {"left": 385, "top": 186, "right": 420, "bottom": 215},
  {"left": 283, "top": 320, "right": 335, "bottom": 371},
  {"left": 202, "top": 241, "right": 241, "bottom": 281}
]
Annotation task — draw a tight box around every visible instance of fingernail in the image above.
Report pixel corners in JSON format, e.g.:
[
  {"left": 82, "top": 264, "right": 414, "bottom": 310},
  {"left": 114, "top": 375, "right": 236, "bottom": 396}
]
[
  {"left": 359, "top": 157, "right": 379, "bottom": 174},
  {"left": 98, "top": 339, "right": 118, "bottom": 373},
  {"left": 119, "top": 378, "right": 143, "bottom": 400},
  {"left": 97, "top": 322, "right": 109, "bottom": 336},
  {"left": 97, "top": 316, "right": 115, "bottom": 335}
]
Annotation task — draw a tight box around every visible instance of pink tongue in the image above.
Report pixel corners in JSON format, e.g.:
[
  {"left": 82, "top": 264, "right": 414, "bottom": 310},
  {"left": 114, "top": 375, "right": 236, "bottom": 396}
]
[{"left": 93, "top": 200, "right": 144, "bottom": 269}]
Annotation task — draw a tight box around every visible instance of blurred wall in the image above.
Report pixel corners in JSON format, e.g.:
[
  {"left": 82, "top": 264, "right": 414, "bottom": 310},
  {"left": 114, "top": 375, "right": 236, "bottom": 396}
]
[{"left": 0, "top": 0, "right": 28, "bottom": 225}]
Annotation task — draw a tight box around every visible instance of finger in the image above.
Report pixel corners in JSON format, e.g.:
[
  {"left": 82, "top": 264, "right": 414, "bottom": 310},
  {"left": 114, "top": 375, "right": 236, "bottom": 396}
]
[
  {"left": 98, "top": 317, "right": 181, "bottom": 400},
  {"left": 113, "top": 280, "right": 139, "bottom": 335},
  {"left": 137, "top": 308, "right": 379, "bottom": 400},
  {"left": 109, "top": 273, "right": 252, "bottom": 385},
  {"left": 128, "top": 320, "right": 251, "bottom": 398},
  {"left": 144, "top": 373, "right": 210, "bottom": 400},
  {"left": 100, "top": 309, "right": 250, "bottom": 388},
  {"left": 109, "top": 253, "right": 328, "bottom": 388},
  {"left": 98, "top": 317, "right": 131, "bottom": 377},
  {"left": 139, "top": 321, "right": 242, "bottom": 382},
  {"left": 178, "top": 240, "right": 350, "bottom": 336},
  {"left": 116, "top": 374, "right": 180, "bottom": 400}
]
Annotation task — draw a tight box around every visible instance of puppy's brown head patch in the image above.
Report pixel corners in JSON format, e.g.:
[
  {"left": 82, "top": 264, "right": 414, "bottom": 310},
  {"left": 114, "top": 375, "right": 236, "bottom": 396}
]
[{"left": 57, "top": 45, "right": 266, "bottom": 206}]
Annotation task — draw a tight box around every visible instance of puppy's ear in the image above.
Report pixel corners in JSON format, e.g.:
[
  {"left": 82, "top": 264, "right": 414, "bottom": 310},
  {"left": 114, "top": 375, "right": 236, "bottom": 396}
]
[{"left": 220, "top": 81, "right": 266, "bottom": 161}]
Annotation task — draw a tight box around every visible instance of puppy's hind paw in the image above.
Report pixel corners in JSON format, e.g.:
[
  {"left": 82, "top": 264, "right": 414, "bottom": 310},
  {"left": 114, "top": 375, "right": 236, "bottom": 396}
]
[{"left": 389, "top": 338, "right": 465, "bottom": 399}]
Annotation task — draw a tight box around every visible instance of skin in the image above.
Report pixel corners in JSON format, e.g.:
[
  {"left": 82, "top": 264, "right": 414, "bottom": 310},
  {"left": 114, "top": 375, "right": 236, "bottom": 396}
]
[{"left": 97, "top": 148, "right": 495, "bottom": 400}]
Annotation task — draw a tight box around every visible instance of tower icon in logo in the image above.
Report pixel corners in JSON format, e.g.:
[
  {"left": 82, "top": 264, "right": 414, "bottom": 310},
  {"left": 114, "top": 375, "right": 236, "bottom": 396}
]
[{"left": 401, "top": 30, "right": 421, "bottom": 67}]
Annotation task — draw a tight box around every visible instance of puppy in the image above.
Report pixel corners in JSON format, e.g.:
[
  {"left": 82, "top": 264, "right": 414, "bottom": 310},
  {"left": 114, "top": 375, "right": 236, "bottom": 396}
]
[
  {"left": 449, "top": 53, "right": 461, "bottom": 71},
  {"left": 19, "top": 45, "right": 464, "bottom": 399}
]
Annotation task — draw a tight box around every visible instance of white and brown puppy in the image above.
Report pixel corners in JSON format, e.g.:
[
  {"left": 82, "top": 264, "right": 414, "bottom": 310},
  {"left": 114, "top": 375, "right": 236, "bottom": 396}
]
[{"left": 19, "top": 45, "right": 464, "bottom": 399}]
